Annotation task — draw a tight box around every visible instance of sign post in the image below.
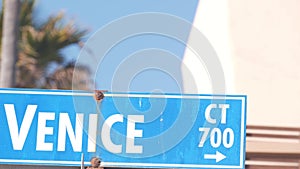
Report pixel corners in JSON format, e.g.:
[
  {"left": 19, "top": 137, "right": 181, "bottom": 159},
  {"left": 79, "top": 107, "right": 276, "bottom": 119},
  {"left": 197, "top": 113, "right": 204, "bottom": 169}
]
[{"left": 0, "top": 89, "right": 246, "bottom": 168}]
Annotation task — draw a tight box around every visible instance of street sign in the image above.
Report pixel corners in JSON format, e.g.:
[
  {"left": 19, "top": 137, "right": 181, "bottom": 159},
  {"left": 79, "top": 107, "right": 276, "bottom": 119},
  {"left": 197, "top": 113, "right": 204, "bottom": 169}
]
[{"left": 0, "top": 89, "right": 246, "bottom": 168}]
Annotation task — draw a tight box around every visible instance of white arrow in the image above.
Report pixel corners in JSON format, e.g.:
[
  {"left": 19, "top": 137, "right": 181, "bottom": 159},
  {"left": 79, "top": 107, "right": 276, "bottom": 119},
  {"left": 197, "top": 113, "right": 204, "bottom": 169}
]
[{"left": 204, "top": 151, "right": 226, "bottom": 163}]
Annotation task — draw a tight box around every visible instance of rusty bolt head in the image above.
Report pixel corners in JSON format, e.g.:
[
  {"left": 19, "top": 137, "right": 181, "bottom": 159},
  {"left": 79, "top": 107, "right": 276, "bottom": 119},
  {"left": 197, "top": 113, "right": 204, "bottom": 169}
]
[
  {"left": 94, "top": 90, "right": 105, "bottom": 101},
  {"left": 90, "top": 157, "right": 101, "bottom": 168}
]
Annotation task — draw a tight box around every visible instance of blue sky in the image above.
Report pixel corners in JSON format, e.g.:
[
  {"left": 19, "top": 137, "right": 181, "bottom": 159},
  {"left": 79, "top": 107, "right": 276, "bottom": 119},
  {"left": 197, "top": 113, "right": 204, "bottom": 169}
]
[
  {"left": 36, "top": 1, "right": 199, "bottom": 30},
  {"left": 35, "top": 1, "right": 199, "bottom": 61},
  {"left": 38, "top": 1, "right": 200, "bottom": 92},
  {"left": 2, "top": 1, "right": 200, "bottom": 92}
]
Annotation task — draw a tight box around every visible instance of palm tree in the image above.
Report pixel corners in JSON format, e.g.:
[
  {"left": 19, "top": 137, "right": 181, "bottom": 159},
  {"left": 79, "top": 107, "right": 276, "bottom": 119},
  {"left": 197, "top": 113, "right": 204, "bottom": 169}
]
[
  {"left": 0, "top": 0, "right": 88, "bottom": 89},
  {"left": 17, "top": 11, "right": 87, "bottom": 88},
  {"left": 0, "top": 0, "right": 20, "bottom": 87},
  {"left": 44, "top": 62, "right": 91, "bottom": 90}
]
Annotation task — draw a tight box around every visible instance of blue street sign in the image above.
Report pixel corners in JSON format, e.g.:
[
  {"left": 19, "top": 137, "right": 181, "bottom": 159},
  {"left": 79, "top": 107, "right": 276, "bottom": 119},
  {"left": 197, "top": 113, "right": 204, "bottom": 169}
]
[{"left": 0, "top": 89, "right": 246, "bottom": 168}]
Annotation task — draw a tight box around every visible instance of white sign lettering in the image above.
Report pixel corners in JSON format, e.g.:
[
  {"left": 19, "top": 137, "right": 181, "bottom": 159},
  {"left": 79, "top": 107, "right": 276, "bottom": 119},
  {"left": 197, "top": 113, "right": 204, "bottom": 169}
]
[{"left": 3, "top": 104, "right": 144, "bottom": 154}]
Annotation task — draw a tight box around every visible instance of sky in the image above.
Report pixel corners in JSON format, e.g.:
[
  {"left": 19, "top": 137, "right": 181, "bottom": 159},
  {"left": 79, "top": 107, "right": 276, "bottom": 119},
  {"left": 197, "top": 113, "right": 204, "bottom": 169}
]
[
  {"left": 35, "top": 1, "right": 199, "bottom": 60},
  {"left": 1, "top": 0, "right": 200, "bottom": 92},
  {"left": 34, "top": 1, "right": 200, "bottom": 93}
]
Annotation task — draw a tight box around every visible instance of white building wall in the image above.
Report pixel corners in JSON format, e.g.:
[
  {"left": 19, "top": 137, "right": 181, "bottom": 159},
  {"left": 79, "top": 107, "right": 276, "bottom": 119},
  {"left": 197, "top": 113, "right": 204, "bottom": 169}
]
[
  {"left": 230, "top": 0, "right": 300, "bottom": 127},
  {"left": 182, "top": 0, "right": 235, "bottom": 94},
  {"left": 182, "top": 0, "right": 300, "bottom": 127}
]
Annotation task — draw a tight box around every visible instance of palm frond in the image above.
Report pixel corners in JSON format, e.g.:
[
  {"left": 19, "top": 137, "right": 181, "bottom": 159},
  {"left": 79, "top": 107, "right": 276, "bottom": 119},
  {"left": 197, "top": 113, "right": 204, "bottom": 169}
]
[{"left": 1, "top": 0, "right": 88, "bottom": 88}]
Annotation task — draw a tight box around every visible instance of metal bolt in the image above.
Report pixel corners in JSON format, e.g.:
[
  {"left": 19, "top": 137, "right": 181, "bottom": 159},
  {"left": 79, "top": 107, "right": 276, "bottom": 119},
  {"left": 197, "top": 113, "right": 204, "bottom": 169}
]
[{"left": 94, "top": 90, "right": 107, "bottom": 101}]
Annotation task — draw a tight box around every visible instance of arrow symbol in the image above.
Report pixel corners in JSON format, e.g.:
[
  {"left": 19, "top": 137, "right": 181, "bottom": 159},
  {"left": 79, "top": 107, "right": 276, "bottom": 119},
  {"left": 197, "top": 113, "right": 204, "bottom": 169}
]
[{"left": 204, "top": 151, "right": 226, "bottom": 163}]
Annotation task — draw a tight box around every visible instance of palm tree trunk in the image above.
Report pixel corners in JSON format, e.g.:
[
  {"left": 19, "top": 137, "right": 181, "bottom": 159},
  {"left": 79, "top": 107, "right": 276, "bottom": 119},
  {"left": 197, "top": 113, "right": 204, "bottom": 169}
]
[{"left": 0, "top": 0, "right": 20, "bottom": 88}]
